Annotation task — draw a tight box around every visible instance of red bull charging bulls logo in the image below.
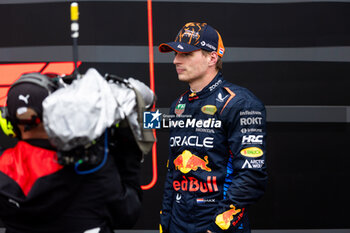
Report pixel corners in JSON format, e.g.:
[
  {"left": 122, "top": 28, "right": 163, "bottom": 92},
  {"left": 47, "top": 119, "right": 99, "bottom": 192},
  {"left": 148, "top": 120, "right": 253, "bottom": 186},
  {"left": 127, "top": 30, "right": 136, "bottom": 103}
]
[
  {"left": 215, "top": 205, "right": 242, "bottom": 230},
  {"left": 173, "top": 150, "right": 211, "bottom": 174},
  {"left": 172, "top": 150, "right": 218, "bottom": 193}
]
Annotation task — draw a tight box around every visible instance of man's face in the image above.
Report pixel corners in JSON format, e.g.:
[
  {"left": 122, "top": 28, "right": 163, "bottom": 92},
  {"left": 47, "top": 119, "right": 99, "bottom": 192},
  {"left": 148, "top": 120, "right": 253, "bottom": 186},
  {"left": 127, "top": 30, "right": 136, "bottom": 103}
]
[{"left": 173, "top": 50, "right": 210, "bottom": 83}]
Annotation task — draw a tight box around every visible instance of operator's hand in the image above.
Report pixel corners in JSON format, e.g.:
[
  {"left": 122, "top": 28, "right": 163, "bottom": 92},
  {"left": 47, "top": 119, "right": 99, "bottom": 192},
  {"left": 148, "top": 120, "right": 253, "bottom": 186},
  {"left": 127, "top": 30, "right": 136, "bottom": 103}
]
[{"left": 207, "top": 230, "right": 213, "bottom": 233}]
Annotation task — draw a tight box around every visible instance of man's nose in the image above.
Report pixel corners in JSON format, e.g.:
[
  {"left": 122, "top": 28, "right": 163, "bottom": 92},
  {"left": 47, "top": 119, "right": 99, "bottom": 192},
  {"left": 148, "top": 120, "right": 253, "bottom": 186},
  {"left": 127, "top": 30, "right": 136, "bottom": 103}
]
[{"left": 173, "top": 53, "right": 180, "bottom": 65}]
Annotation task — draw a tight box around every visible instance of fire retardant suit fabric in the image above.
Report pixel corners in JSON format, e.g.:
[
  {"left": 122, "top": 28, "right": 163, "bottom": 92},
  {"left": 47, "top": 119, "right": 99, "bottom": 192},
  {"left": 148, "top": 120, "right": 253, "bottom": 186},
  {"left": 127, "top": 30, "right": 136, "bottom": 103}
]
[
  {"left": 160, "top": 72, "right": 267, "bottom": 233},
  {"left": 0, "top": 126, "right": 142, "bottom": 233}
]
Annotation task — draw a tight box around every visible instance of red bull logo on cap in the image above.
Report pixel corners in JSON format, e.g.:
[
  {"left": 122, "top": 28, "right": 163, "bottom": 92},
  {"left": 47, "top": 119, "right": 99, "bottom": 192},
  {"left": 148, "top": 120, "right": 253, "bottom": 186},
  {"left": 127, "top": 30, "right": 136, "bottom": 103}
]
[
  {"left": 173, "top": 150, "right": 211, "bottom": 174},
  {"left": 176, "top": 22, "right": 206, "bottom": 45},
  {"left": 215, "top": 205, "right": 242, "bottom": 230}
]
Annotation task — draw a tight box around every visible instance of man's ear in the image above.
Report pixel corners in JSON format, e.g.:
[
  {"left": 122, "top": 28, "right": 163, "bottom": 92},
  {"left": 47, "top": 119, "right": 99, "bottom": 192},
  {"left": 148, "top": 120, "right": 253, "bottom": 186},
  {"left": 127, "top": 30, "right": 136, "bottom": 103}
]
[
  {"left": 208, "top": 51, "right": 218, "bottom": 67},
  {"left": 16, "top": 107, "right": 38, "bottom": 121}
]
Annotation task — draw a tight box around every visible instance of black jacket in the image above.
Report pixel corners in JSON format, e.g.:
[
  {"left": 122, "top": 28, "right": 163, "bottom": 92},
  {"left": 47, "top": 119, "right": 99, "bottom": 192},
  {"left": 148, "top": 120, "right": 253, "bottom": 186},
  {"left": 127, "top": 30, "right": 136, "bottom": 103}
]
[{"left": 0, "top": 126, "right": 142, "bottom": 233}]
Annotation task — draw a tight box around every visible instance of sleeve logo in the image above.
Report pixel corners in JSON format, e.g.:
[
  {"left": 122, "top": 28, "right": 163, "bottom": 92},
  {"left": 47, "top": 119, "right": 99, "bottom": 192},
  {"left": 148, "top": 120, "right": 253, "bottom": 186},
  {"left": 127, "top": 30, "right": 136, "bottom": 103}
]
[{"left": 240, "top": 147, "right": 263, "bottom": 158}]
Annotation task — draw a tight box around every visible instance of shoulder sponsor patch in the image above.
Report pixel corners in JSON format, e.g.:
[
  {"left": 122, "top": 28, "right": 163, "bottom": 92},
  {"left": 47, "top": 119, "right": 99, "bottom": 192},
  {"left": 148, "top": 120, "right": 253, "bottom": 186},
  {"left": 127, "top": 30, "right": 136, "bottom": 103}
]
[
  {"left": 201, "top": 105, "right": 217, "bottom": 115},
  {"left": 240, "top": 147, "right": 263, "bottom": 158},
  {"left": 216, "top": 92, "right": 229, "bottom": 102}
]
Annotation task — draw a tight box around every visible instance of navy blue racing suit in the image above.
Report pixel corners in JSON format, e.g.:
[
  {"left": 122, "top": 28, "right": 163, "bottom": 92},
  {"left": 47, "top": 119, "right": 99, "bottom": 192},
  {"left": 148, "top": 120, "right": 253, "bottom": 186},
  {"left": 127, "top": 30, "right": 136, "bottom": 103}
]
[{"left": 160, "top": 72, "right": 267, "bottom": 233}]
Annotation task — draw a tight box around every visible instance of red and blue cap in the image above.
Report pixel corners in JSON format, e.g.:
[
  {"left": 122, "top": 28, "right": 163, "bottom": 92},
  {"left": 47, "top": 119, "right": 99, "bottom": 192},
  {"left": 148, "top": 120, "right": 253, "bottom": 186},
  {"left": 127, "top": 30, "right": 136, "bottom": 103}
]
[{"left": 159, "top": 22, "right": 225, "bottom": 57}]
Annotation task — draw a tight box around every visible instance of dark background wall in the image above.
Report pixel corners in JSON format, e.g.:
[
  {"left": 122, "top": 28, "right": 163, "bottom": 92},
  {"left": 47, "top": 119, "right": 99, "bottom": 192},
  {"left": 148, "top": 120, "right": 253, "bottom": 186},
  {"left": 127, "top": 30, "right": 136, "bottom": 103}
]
[{"left": 0, "top": 0, "right": 349, "bottom": 230}]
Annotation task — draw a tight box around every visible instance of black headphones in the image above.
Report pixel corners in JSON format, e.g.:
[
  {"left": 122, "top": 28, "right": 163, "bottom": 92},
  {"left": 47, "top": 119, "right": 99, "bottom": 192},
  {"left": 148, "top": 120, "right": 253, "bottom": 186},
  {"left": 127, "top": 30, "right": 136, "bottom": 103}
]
[
  {"left": 11, "top": 72, "right": 58, "bottom": 94},
  {"left": 0, "top": 106, "right": 16, "bottom": 137},
  {"left": 0, "top": 72, "right": 58, "bottom": 138}
]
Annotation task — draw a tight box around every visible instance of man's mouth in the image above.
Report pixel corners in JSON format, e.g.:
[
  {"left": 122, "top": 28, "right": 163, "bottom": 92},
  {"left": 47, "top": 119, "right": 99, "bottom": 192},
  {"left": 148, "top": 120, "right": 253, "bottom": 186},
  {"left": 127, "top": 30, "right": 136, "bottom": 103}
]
[{"left": 176, "top": 67, "right": 185, "bottom": 74}]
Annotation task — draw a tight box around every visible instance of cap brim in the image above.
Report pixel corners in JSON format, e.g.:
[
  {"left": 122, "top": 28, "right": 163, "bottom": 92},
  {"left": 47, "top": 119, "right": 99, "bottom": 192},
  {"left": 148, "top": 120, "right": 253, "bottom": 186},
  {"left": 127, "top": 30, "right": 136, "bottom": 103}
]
[{"left": 159, "top": 42, "right": 200, "bottom": 54}]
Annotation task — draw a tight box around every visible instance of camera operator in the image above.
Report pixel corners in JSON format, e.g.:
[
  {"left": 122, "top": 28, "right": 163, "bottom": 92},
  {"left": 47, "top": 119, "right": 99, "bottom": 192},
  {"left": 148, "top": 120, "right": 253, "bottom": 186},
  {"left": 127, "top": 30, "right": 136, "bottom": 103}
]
[{"left": 0, "top": 73, "right": 143, "bottom": 233}]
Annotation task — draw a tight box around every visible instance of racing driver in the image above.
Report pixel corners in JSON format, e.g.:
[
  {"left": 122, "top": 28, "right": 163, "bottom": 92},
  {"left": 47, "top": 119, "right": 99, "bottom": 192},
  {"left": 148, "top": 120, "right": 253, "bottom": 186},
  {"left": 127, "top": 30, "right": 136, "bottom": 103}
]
[{"left": 158, "top": 22, "right": 268, "bottom": 233}]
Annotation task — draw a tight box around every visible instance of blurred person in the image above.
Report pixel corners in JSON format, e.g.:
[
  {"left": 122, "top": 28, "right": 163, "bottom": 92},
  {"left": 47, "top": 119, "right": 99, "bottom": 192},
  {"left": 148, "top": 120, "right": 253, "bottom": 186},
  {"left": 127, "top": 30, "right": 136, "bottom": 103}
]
[
  {"left": 0, "top": 73, "right": 143, "bottom": 233},
  {"left": 158, "top": 22, "right": 267, "bottom": 233}
]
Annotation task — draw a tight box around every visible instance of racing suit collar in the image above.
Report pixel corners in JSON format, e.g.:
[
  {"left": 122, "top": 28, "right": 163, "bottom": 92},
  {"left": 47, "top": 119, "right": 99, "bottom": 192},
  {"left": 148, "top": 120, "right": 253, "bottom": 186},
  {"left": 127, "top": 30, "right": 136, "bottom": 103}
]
[{"left": 188, "top": 72, "right": 224, "bottom": 101}]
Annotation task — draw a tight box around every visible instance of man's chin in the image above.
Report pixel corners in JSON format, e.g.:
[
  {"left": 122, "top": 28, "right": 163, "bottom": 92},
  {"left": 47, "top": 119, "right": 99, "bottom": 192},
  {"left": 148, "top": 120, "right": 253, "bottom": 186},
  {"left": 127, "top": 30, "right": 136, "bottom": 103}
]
[{"left": 177, "top": 74, "right": 189, "bottom": 82}]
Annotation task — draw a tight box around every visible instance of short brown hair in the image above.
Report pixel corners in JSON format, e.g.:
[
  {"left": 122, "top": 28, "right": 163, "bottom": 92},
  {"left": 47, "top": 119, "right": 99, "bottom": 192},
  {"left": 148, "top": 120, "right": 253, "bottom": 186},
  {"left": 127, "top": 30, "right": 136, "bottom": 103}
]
[{"left": 201, "top": 50, "right": 223, "bottom": 71}]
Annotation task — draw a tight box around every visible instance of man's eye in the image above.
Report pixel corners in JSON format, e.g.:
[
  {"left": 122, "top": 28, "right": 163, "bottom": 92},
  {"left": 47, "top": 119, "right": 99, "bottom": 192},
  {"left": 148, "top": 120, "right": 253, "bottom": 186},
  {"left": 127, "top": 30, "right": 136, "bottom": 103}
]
[
  {"left": 181, "top": 53, "right": 192, "bottom": 57},
  {"left": 174, "top": 52, "right": 191, "bottom": 57}
]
